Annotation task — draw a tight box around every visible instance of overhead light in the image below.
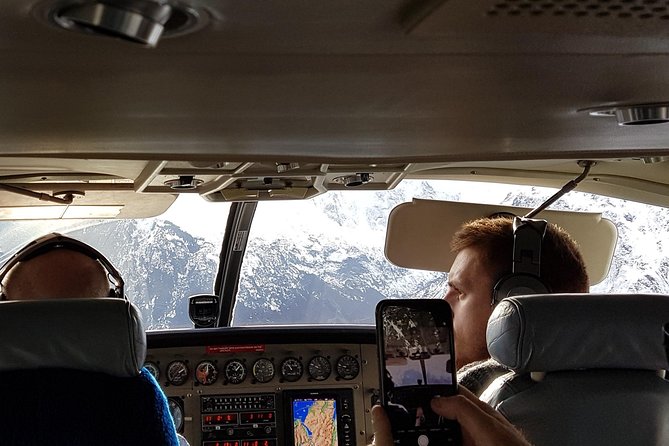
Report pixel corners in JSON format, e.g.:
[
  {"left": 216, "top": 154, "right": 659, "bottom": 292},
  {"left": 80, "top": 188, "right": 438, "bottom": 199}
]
[
  {"left": 50, "top": 0, "right": 172, "bottom": 46},
  {"left": 583, "top": 103, "right": 669, "bottom": 126},
  {"left": 40, "top": 0, "right": 208, "bottom": 47}
]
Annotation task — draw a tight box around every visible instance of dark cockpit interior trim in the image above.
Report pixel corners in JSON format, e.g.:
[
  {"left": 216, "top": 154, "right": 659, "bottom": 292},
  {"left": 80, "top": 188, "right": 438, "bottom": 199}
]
[{"left": 147, "top": 325, "right": 376, "bottom": 349}]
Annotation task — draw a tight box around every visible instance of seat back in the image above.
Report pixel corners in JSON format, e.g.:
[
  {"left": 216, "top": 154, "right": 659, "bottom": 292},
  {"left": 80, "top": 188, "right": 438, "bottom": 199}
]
[
  {"left": 482, "top": 293, "right": 669, "bottom": 446},
  {"left": 0, "top": 298, "right": 179, "bottom": 446}
]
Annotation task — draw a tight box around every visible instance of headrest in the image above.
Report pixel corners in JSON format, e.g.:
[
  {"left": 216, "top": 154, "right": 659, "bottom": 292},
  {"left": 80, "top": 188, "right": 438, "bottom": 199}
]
[
  {"left": 0, "top": 298, "right": 146, "bottom": 377},
  {"left": 487, "top": 294, "right": 669, "bottom": 373}
]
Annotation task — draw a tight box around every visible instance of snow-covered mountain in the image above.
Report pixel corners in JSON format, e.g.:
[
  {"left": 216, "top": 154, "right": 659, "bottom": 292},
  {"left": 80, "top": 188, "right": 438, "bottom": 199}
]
[{"left": 3, "top": 180, "right": 667, "bottom": 330}]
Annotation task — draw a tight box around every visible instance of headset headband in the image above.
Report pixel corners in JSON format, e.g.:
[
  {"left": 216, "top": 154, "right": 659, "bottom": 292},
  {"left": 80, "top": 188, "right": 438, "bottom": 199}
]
[
  {"left": 0, "top": 233, "right": 124, "bottom": 300},
  {"left": 491, "top": 216, "right": 549, "bottom": 305},
  {"left": 511, "top": 217, "right": 547, "bottom": 277}
]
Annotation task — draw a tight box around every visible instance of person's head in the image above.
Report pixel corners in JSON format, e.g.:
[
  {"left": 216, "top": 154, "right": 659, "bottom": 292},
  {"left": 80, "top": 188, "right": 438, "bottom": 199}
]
[
  {"left": 0, "top": 233, "right": 123, "bottom": 300},
  {"left": 444, "top": 216, "right": 588, "bottom": 369}
]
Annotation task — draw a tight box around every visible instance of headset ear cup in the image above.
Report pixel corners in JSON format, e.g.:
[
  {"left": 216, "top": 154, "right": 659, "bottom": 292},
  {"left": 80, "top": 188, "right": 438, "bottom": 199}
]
[{"left": 492, "top": 273, "right": 549, "bottom": 305}]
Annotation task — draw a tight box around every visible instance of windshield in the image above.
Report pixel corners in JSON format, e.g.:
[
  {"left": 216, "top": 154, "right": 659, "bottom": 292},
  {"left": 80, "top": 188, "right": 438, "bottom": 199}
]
[
  {"left": 232, "top": 180, "right": 669, "bottom": 326},
  {"left": 1, "top": 180, "right": 668, "bottom": 329},
  {"left": 0, "top": 196, "right": 230, "bottom": 330}
]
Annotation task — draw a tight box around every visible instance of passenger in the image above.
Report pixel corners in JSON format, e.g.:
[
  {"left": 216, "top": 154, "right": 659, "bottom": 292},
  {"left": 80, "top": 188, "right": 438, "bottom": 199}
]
[
  {"left": 372, "top": 217, "right": 585, "bottom": 445},
  {"left": 446, "top": 216, "right": 588, "bottom": 394},
  {"left": 371, "top": 385, "right": 532, "bottom": 446}
]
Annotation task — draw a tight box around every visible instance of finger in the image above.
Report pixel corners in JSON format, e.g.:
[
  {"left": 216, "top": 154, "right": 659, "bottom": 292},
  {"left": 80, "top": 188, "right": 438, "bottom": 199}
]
[
  {"left": 451, "top": 385, "right": 509, "bottom": 423},
  {"left": 431, "top": 396, "right": 530, "bottom": 446},
  {"left": 431, "top": 394, "right": 496, "bottom": 426},
  {"left": 371, "top": 405, "right": 394, "bottom": 446}
]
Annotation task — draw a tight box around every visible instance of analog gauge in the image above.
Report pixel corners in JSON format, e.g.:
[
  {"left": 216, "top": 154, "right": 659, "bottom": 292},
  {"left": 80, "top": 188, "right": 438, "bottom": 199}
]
[
  {"left": 195, "top": 360, "right": 219, "bottom": 386},
  {"left": 143, "top": 361, "right": 160, "bottom": 381},
  {"left": 168, "top": 398, "right": 184, "bottom": 433},
  {"left": 307, "top": 355, "right": 332, "bottom": 381},
  {"left": 252, "top": 358, "right": 275, "bottom": 384},
  {"left": 280, "top": 357, "right": 303, "bottom": 382},
  {"left": 224, "top": 359, "right": 247, "bottom": 384},
  {"left": 166, "top": 360, "right": 189, "bottom": 386},
  {"left": 335, "top": 355, "right": 360, "bottom": 380}
]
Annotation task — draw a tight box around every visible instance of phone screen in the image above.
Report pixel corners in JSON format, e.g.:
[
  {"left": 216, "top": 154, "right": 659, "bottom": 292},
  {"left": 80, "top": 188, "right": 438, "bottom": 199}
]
[{"left": 377, "top": 299, "right": 460, "bottom": 444}]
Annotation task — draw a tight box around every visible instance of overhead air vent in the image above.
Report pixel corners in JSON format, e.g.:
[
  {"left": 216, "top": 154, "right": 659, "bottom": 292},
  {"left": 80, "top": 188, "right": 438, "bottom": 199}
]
[
  {"left": 332, "top": 173, "right": 374, "bottom": 187},
  {"left": 39, "top": 0, "right": 208, "bottom": 47},
  {"left": 486, "top": 0, "right": 669, "bottom": 20},
  {"left": 407, "top": 0, "right": 669, "bottom": 38},
  {"left": 164, "top": 176, "right": 204, "bottom": 190},
  {"left": 583, "top": 103, "right": 669, "bottom": 126}
]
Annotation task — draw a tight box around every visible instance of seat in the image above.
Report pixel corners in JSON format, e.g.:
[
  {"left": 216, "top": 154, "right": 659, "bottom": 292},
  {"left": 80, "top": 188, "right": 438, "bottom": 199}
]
[
  {"left": 481, "top": 293, "right": 669, "bottom": 446},
  {"left": 0, "top": 298, "right": 179, "bottom": 446}
]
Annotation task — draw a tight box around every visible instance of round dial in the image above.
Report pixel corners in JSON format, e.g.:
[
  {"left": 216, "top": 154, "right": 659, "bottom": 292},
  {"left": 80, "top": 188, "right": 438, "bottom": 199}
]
[
  {"left": 224, "top": 359, "right": 247, "bottom": 384},
  {"left": 280, "top": 357, "right": 303, "bottom": 382},
  {"left": 195, "top": 360, "right": 219, "bottom": 386},
  {"left": 335, "top": 355, "right": 360, "bottom": 380},
  {"left": 166, "top": 360, "right": 189, "bottom": 386},
  {"left": 143, "top": 361, "right": 160, "bottom": 380},
  {"left": 168, "top": 398, "right": 184, "bottom": 432},
  {"left": 252, "top": 358, "right": 275, "bottom": 383},
  {"left": 307, "top": 355, "right": 332, "bottom": 381}
]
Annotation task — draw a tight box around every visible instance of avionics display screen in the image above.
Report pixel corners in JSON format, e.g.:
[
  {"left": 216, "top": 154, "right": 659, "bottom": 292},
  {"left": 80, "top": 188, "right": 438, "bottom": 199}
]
[{"left": 291, "top": 398, "right": 338, "bottom": 446}]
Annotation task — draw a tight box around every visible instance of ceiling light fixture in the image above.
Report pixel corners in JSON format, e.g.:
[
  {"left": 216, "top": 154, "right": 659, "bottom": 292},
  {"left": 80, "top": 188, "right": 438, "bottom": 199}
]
[
  {"left": 53, "top": 0, "right": 172, "bottom": 46},
  {"left": 583, "top": 102, "right": 669, "bottom": 126},
  {"left": 42, "top": 0, "right": 207, "bottom": 47}
]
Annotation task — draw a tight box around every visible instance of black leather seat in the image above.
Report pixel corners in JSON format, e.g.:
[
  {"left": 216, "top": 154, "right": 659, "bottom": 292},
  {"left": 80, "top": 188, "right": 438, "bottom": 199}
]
[
  {"left": 0, "top": 298, "right": 179, "bottom": 446},
  {"left": 481, "top": 293, "right": 669, "bottom": 446}
]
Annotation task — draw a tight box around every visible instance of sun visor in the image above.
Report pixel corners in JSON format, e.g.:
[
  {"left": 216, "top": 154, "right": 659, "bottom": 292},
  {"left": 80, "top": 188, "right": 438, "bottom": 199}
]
[
  {"left": 385, "top": 199, "right": 617, "bottom": 285},
  {"left": 0, "top": 190, "right": 176, "bottom": 220}
]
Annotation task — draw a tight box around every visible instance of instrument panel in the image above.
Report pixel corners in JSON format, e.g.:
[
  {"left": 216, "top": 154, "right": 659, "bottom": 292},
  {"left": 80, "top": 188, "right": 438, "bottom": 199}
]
[{"left": 146, "top": 326, "right": 379, "bottom": 446}]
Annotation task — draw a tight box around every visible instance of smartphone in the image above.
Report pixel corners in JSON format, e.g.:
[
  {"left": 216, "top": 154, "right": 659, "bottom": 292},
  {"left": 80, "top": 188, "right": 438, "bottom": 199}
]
[{"left": 376, "top": 298, "right": 461, "bottom": 445}]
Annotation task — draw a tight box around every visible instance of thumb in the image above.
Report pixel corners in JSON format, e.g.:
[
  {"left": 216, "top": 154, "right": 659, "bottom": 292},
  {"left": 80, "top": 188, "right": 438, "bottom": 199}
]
[
  {"left": 371, "top": 405, "right": 394, "bottom": 446},
  {"left": 431, "top": 396, "right": 532, "bottom": 446}
]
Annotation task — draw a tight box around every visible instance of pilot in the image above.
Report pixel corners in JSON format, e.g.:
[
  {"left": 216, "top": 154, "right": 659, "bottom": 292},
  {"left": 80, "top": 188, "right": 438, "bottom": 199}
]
[
  {"left": 445, "top": 216, "right": 588, "bottom": 394},
  {"left": 0, "top": 233, "right": 191, "bottom": 446},
  {"left": 0, "top": 233, "right": 116, "bottom": 300}
]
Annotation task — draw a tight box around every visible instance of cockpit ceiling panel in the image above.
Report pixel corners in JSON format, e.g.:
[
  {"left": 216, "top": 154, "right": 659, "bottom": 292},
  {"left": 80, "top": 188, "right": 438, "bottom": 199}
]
[{"left": 0, "top": 2, "right": 666, "bottom": 163}]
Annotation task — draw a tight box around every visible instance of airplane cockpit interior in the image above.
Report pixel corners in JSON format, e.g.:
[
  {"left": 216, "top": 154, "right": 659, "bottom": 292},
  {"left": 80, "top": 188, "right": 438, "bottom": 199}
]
[{"left": 0, "top": 1, "right": 669, "bottom": 445}]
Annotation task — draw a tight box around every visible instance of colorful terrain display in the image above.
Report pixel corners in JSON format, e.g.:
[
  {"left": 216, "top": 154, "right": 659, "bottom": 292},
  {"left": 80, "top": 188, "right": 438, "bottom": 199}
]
[{"left": 293, "top": 398, "right": 338, "bottom": 446}]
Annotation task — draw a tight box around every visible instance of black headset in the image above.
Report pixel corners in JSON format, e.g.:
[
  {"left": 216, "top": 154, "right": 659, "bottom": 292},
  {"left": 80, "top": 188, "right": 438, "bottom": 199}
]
[
  {"left": 491, "top": 216, "right": 550, "bottom": 306},
  {"left": 0, "top": 233, "right": 124, "bottom": 300}
]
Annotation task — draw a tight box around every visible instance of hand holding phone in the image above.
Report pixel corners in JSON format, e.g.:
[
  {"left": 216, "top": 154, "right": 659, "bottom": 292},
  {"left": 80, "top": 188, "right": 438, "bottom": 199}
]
[
  {"left": 376, "top": 299, "right": 462, "bottom": 445},
  {"left": 372, "top": 387, "right": 530, "bottom": 446}
]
